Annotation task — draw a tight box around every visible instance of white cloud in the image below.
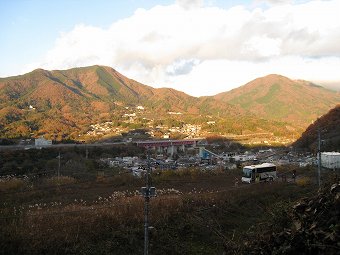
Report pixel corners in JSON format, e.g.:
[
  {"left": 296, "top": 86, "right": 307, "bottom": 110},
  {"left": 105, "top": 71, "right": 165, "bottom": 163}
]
[
  {"left": 25, "top": 0, "right": 340, "bottom": 96},
  {"left": 256, "top": 0, "right": 293, "bottom": 6},
  {"left": 164, "top": 56, "right": 340, "bottom": 96},
  {"left": 176, "top": 0, "right": 204, "bottom": 9}
]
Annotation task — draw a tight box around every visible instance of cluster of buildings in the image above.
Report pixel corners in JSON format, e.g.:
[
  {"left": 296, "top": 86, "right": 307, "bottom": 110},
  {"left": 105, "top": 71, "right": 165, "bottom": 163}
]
[
  {"left": 98, "top": 141, "right": 333, "bottom": 178},
  {"left": 100, "top": 156, "right": 140, "bottom": 168},
  {"left": 157, "top": 124, "right": 202, "bottom": 139},
  {"left": 98, "top": 147, "right": 306, "bottom": 178},
  {"left": 85, "top": 102, "right": 204, "bottom": 139},
  {"left": 85, "top": 119, "right": 203, "bottom": 139},
  {"left": 82, "top": 104, "right": 296, "bottom": 146},
  {"left": 86, "top": 122, "right": 125, "bottom": 136}
]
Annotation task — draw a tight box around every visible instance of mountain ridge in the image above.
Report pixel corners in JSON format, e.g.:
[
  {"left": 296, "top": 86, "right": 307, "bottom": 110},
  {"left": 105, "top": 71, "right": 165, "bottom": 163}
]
[
  {"left": 0, "top": 65, "right": 254, "bottom": 139},
  {"left": 0, "top": 66, "right": 338, "bottom": 142},
  {"left": 212, "top": 74, "right": 340, "bottom": 128}
]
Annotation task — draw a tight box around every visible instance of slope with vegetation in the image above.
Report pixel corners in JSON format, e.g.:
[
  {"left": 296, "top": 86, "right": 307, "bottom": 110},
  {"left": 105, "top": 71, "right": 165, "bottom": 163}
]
[
  {"left": 0, "top": 66, "right": 295, "bottom": 141},
  {"left": 243, "top": 181, "right": 340, "bottom": 254},
  {"left": 213, "top": 74, "right": 340, "bottom": 130},
  {"left": 293, "top": 104, "right": 340, "bottom": 152},
  {"left": 0, "top": 159, "right": 320, "bottom": 254}
]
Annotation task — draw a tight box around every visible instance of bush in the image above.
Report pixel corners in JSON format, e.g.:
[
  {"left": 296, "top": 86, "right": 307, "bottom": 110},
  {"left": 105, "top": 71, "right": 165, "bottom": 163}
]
[
  {"left": 296, "top": 176, "right": 311, "bottom": 187},
  {"left": 44, "top": 176, "right": 76, "bottom": 186},
  {"left": 0, "top": 177, "right": 26, "bottom": 191}
]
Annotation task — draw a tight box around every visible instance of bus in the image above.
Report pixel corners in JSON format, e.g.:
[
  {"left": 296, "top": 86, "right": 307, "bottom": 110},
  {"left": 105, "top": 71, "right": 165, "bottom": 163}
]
[{"left": 241, "top": 163, "right": 277, "bottom": 183}]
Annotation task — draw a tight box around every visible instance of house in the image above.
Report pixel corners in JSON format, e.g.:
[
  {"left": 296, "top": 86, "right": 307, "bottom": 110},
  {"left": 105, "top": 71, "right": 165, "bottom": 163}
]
[
  {"left": 108, "top": 159, "right": 121, "bottom": 167},
  {"left": 35, "top": 137, "right": 52, "bottom": 147},
  {"left": 321, "top": 152, "right": 340, "bottom": 169}
]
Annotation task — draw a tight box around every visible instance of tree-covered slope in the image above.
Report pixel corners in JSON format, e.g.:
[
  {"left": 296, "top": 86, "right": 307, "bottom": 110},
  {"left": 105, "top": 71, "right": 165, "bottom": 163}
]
[
  {"left": 213, "top": 74, "right": 340, "bottom": 129},
  {"left": 293, "top": 104, "right": 340, "bottom": 151}
]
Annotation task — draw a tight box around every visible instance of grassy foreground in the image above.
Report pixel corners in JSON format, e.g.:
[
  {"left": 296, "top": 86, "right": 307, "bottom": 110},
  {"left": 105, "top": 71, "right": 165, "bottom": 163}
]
[{"left": 0, "top": 168, "right": 318, "bottom": 255}]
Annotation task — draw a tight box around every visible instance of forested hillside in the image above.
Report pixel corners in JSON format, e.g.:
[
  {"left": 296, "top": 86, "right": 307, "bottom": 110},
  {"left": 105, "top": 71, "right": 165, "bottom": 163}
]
[
  {"left": 0, "top": 66, "right": 294, "bottom": 141},
  {"left": 293, "top": 104, "right": 340, "bottom": 151},
  {"left": 213, "top": 74, "right": 340, "bottom": 129}
]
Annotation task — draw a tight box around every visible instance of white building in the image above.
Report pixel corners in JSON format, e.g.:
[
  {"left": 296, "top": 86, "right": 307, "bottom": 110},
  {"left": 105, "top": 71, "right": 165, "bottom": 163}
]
[
  {"left": 321, "top": 152, "right": 340, "bottom": 169},
  {"left": 232, "top": 154, "right": 256, "bottom": 162},
  {"left": 122, "top": 156, "right": 138, "bottom": 166},
  {"left": 35, "top": 137, "right": 52, "bottom": 147}
]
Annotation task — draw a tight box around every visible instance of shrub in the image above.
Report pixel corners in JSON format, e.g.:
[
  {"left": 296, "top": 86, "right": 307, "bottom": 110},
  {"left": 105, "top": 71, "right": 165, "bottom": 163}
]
[
  {"left": 0, "top": 177, "right": 26, "bottom": 191},
  {"left": 296, "top": 176, "right": 311, "bottom": 187},
  {"left": 44, "top": 176, "right": 76, "bottom": 186}
]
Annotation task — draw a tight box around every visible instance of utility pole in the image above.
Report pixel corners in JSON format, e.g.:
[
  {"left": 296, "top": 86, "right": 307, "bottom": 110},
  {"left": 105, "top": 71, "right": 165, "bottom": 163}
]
[
  {"left": 85, "top": 145, "right": 89, "bottom": 159},
  {"left": 141, "top": 149, "right": 156, "bottom": 255},
  {"left": 57, "top": 151, "right": 61, "bottom": 180},
  {"left": 317, "top": 129, "right": 321, "bottom": 187}
]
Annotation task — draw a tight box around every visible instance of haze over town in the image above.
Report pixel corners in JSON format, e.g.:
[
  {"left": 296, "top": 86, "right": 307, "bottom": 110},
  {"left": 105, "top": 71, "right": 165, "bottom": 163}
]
[{"left": 1, "top": 0, "right": 340, "bottom": 96}]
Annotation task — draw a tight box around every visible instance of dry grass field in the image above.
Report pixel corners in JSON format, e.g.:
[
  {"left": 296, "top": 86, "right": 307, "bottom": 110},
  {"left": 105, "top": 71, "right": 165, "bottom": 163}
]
[{"left": 0, "top": 166, "right": 321, "bottom": 255}]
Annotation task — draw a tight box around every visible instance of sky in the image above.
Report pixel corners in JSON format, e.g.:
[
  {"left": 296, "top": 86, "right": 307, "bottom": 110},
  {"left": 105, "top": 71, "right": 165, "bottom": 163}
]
[{"left": 1, "top": 0, "right": 340, "bottom": 97}]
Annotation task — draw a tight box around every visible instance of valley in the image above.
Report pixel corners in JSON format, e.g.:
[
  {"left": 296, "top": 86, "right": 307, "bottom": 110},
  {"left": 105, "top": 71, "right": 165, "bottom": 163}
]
[
  {"left": 1, "top": 65, "right": 338, "bottom": 146},
  {"left": 2, "top": 1, "right": 340, "bottom": 254},
  {"left": 0, "top": 66, "right": 339, "bottom": 255}
]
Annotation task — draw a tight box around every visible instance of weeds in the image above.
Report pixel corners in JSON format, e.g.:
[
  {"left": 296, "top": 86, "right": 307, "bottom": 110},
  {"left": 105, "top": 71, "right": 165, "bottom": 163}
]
[
  {"left": 296, "top": 176, "right": 311, "bottom": 186},
  {"left": 0, "top": 176, "right": 28, "bottom": 192},
  {"left": 43, "top": 176, "right": 76, "bottom": 186},
  {"left": 0, "top": 167, "right": 318, "bottom": 255}
]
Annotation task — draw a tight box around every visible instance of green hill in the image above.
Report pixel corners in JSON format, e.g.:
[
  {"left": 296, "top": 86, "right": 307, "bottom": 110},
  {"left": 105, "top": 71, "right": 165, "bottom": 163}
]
[
  {"left": 0, "top": 68, "right": 330, "bottom": 142},
  {"left": 213, "top": 74, "right": 340, "bottom": 129},
  {"left": 0, "top": 65, "right": 276, "bottom": 140}
]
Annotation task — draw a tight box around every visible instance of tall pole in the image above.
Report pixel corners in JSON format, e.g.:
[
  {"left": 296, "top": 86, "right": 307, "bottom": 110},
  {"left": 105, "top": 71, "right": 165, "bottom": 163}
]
[
  {"left": 58, "top": 151, "right": 61, "bottom": 179},
  {"left": 317, "top": 129, "right": 321, "bottom": 187},
  {"left": 144, "top": 192, "right": 149, "bottom": 255},
  {"left": 144, "top": 149, "right": 150, "bottom": 255},
  {"left": 142, "top": 148, "right": 156, "bottom": 255}
]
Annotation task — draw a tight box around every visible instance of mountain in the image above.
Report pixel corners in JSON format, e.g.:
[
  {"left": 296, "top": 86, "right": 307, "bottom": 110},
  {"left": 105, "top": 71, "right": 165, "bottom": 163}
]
[
  {"left": 1, "top": 67, "right": 333, "bottom": 142},
  {"left": 0, "top": 65, "right": 251, "bottom": 114},
  {"left": 0, "top": 66, "right": 197, "bottom": 112},
  {"left": 1, "top": 65, "right": 288, "bottom": 140},
  {"left": 213, "top": 74, "right": 340, "bottom": 129},
  {"left": 293, "top": 104, "right": 340, "bottom": 151}
]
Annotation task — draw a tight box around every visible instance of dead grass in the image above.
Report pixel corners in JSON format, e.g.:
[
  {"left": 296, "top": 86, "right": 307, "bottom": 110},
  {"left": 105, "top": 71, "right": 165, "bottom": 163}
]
[
  {"left": 296, "top": 176, "right": 312, "bottom": 186},
  {"left": 0, "top": 168, "right": 319, "bottom": 255},
  {"left": 0, "top": 178, "right": 26, "bottom": 191},
  {"left": 44, "top": 176, "right": 77, "bottom": 186}
]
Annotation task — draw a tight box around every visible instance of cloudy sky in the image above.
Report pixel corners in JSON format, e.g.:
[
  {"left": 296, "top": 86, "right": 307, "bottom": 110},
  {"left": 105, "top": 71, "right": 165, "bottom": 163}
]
[{"left": 1, "top": 0, "right": 340, "bottom": 96}]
